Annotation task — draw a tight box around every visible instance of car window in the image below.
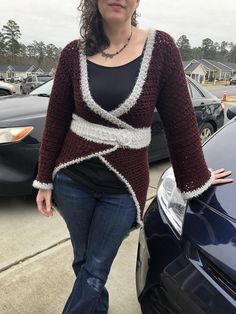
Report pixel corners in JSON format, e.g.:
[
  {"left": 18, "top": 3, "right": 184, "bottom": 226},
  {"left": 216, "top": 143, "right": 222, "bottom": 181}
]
[
  {"left": 37, "top": 76, "right": 51, "bottom": 82},
  {"left": 27, "top": 77, "right": 32, "bottom": 83},
  {"left": 189, "top": 82, "right": 204, "bottom": 99}
]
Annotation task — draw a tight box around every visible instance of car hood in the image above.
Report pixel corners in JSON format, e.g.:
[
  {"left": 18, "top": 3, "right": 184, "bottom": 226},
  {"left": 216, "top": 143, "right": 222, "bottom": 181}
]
[
  {"left": 0, "top": 81, "right": 16, "bottom": 92},
  {"left": 198, "top": 118, "right": 236, "bottom": 220},
  {"left": 0, "top": 95, "right": 48, "bottom": 124}
]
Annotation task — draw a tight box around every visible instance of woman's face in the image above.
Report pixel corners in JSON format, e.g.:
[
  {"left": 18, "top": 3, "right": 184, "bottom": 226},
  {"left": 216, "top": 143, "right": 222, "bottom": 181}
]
[{"left": 97, "top": 0, "right": 139, "bottom": 25}]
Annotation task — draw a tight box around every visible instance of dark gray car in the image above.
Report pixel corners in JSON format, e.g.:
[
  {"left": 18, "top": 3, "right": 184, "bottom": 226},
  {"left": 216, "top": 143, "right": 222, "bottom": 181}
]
[{"left": 0, "top": 77, "right": 224, "bottom": 196}]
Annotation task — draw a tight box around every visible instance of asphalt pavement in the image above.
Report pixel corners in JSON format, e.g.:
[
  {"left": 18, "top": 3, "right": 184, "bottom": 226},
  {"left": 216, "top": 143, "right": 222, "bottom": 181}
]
[
  {"left": 206, "top": 85, "right": 236, "bottom": 98},
  {"left": 1, "top": 83, "right": 235, "bottom": 313},
  {"left": 0, "top": 160, "right": 170, "bottom": 314}
]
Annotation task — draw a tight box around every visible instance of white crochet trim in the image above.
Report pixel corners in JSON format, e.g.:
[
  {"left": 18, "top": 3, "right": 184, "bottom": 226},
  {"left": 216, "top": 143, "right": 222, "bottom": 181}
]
[
  {"left": 99, "top": 155, "right": 143, "bottom": 227},
  {"left": 181, "top": 169, "right": 215, "bottom": 200},
  {"left": 32, "top": 180, "right": 53, "bottom": 190},
  {"left": 70, "top": 114, "right": 151, "bottom": 149},
  {"left": 80, "top": 51, "right": 132, "bottom": 130},
  {"left": 79, "top": 29, "right": 156, "bottom": 127},
  {"left": 52, "top": 145, "right": 119, "bottom": 180},
  {"left": 111, "top": 29, "right": 156, "bottom": 117}
]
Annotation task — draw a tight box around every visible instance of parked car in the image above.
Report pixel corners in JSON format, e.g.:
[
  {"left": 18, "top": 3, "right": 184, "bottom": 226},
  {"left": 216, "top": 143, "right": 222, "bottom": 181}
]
[
  {"left": 0, "top": 77, "right": 224, "bottom": 196},
  {"left": 136, "top": 107, "right": 236, "bottom": 313},
  {"left": 20, "top": 75, "right": 52, "bottom": 94},
  {"left": 0, "top": 81, "right": 16, "bottom": 96},
  {"left": 9, "top": 76, "right": 24, "bottom": 83},
  {"left": 229, "top": 75, "right": 236, "bottom": 85},
  {"left": 149, "top": 76, "right": 224, "bottom": 162}
]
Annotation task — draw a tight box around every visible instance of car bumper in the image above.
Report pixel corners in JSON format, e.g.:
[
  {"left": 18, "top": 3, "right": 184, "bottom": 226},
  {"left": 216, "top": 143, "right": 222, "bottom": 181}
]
[{"left": 136, "top": 198, "right": 236, "bottom": 314}]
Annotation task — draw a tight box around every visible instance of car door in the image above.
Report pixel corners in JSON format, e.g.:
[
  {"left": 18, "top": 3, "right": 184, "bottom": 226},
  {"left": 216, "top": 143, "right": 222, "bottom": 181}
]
[
  {"left": 187, "top": 80, "right": 210, "bottom": 127},
  {"left": 24, "top": 77, "right": 33, "bottom": 94},
  {"left": 148, "top": 108, "right": 169, "bottom": 163},
  {"left": 30, "top": 76, "right": 37, "bottom": 92}
]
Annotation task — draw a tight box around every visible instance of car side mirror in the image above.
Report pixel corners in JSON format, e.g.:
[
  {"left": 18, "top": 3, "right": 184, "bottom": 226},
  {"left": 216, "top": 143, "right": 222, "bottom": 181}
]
[{"left": 227, "top": 106, "right": 236, "bottom": 120}]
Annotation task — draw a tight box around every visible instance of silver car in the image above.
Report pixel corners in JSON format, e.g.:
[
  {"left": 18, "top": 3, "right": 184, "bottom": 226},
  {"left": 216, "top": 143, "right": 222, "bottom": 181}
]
[
  {"left": 0, "top": 81, "right": 16, "bottom": 96},
  {"left": 20, "top": 75, "right": 52, "bottom": 94}
]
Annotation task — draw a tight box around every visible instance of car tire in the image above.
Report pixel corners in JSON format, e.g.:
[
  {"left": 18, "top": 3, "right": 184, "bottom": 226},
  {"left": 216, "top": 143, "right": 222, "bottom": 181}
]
[
  {"left": 21, "top": 86, "right": 26, "bottom": 94},
  {"left": 0, "top": 89, "right": 11, "bottom": 96},
  {"left": 200, "top": 122, "right": 214, "bottom": 143}
]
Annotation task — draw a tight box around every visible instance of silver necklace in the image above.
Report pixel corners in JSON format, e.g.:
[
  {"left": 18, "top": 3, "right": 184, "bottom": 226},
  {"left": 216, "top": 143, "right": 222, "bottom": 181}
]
[{"left": 101, "top": 29, "right": 133, "bottom": 60}]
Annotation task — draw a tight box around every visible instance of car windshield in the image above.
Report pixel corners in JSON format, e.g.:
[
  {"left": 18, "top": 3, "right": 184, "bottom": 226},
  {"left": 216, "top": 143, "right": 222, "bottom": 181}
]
[
  {"left": 29, "top": 79, "right": 53, "bottom": 96},
  {"left": 37, "top": 76, "right": 51, "bottom": 82}
]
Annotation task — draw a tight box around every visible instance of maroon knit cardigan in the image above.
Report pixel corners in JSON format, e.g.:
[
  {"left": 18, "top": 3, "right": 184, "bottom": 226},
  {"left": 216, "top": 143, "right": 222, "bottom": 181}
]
[{"left": 33, "top": 30, "right": 213, "bottom": 226}]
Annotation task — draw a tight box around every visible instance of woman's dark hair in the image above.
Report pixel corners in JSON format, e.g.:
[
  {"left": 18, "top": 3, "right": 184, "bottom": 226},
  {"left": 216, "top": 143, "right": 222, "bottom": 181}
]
[{"left": 78, "top": 1, "right": 138, "bottom": 56}]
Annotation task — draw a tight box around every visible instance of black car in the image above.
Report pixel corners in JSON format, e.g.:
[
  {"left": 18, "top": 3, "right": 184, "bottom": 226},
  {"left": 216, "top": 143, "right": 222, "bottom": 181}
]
[
  {"left": 0, "top": 77, "right": 224, "bottom": 196},
  {"left": 230, "top": 77, "right": 236, "bottom": 85},
  {"left": 136, "top": 107, "right": 236, "bottom": 313},
  {"left": 149, "top": 76, "right": 224, "bottom": 162}
]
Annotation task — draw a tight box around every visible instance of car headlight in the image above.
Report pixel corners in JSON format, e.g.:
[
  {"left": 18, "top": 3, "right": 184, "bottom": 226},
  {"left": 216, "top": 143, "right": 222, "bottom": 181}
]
[
  {"left": 0, "top": 127, "right": 34, "bottom": 144},
  {"left": 157, "top": 167, "right": 187, "bottom": 237}
]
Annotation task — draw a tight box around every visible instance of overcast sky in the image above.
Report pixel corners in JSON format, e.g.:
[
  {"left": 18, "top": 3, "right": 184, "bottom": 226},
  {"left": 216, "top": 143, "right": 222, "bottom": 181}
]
[{"left": 0, "top": 0, "right": 235, "bottom": 48}]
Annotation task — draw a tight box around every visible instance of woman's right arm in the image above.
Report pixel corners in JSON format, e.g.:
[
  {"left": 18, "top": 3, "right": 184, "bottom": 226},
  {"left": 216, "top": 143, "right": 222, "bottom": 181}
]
[
  {"left": 33, "top": 41, "right": 77, "bottom": 215},
  {"left": 32, "top": 41, "right": 76, "bottom": 191}
]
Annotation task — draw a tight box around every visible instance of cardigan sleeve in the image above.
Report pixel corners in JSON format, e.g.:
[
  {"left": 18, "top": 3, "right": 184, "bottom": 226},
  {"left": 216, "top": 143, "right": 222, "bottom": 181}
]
[
  {"left": 156, "top": 35, "right": 214, "bottom": 200},
  {"left": 32, "top": 42, "right": 76, "bottom": 190}
]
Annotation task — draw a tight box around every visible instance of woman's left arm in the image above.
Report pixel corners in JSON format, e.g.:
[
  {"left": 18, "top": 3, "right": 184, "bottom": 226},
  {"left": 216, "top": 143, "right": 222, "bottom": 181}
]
[{"left": 156, "top": 33, "right": 233, "bottom": 199}]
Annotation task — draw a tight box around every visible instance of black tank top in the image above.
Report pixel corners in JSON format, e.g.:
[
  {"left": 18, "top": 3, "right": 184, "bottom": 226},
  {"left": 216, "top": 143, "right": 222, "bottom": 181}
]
[{"left": 61, "top": 54, "right": 143, "bottom": 193}]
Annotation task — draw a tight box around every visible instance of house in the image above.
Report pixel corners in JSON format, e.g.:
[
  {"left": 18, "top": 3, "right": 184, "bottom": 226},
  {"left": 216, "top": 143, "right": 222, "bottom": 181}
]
[
  {"left": 183, "top": 60, "right": 207, "bottom": 84},
  {"left": 0, "top": 65, "right": 16, "bottom": 80},
  {"left": 0, "top": 64, "right": 55, "bottom": 80},
  {"left": 221, "top": 62, "right": 236, "bottom": 76},
  {"left": 200, "top": 60, "right": 232, "bottom": 81},
  {"left": 182, "top": 59, "right": 236, "bottom": 83}
]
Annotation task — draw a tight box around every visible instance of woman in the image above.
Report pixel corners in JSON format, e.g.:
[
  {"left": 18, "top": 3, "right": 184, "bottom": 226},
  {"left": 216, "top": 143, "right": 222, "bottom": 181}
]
[{"left": 33, "top": 1, "right": 233, "bottom": 313}]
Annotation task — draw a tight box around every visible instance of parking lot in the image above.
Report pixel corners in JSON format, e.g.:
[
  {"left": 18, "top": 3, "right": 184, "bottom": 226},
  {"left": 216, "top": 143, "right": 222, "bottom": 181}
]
[
  {"left": 0, "top": 83, "right": 235, "bottom": 313},
  {"left": 0, "top": 160, "right": 169, "bottom": 314}
]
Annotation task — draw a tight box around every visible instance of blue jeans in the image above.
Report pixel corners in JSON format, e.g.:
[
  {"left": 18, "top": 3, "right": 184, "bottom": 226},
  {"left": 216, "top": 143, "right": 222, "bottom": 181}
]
[{"left": 52, "top": 170, "right": 136, "bottom": 314}]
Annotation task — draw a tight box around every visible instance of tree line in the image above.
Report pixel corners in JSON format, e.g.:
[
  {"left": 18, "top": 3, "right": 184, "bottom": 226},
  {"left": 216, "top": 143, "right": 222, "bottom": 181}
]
[
  {"left": 176, "top": 35, "right": 236, "bottom": 62},
  {"left": 0, "top": 20, "right": 236, "bottom": 68},
  {"left": 0, "top": 20, "right": 62, "bottom": 68}
]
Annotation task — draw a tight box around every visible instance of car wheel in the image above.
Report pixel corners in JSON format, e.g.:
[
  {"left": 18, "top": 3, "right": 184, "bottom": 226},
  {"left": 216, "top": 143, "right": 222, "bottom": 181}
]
[
  {"left": 200, "top": 123, "right": 214, "bottom": 143},
  {"left": 0, "top": 89, "right": 11, "bottom": 96},
  {"left": 20, "top": 86, "right": 24, "bottom": 94}
]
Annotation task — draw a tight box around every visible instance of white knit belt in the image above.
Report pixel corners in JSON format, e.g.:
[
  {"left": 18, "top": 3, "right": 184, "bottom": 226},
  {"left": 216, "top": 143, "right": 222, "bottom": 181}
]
[{"left": 70, "top": 114, "right": 151, "bottom": 149}]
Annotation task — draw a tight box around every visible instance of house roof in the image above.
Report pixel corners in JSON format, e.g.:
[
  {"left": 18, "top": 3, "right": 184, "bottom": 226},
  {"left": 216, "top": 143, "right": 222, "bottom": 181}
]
[
  {"left": 0, "top": 64, "right": 55, "bottom": 73},
  {"left": 182, "top": 61, "right": 191, "bottom": 69},
  {"left": 199, "top": 60, "right": 218, "bottom": 71},
  {"left": 0, "top": 65, "right": 14, "bottom": 71},
  {"left": 202, "top": 59, "right": 232, "bottom": 72},
  {"left": 221, "top": 62, "right": 236, "bottom": 71},
  {"left": 13, "top": 65, "right": 35, "bottom": 72},
  {"left": 0, "top": 64, "right": 35, "bottom": 72},
  {"left": 185, "top": 62, "right": 200, "bottom": 72},
  {"left": 32, "top": 67, "right": 44, "bottom": 73}
]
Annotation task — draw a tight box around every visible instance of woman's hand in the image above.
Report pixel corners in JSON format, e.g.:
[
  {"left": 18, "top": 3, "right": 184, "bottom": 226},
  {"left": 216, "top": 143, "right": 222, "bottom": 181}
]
[
  {"left": 36, "top": 189, "right": 53, "bottom": 217},
  {"left": 212, "top": 168, "right": 233, "bottom": 185}
]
